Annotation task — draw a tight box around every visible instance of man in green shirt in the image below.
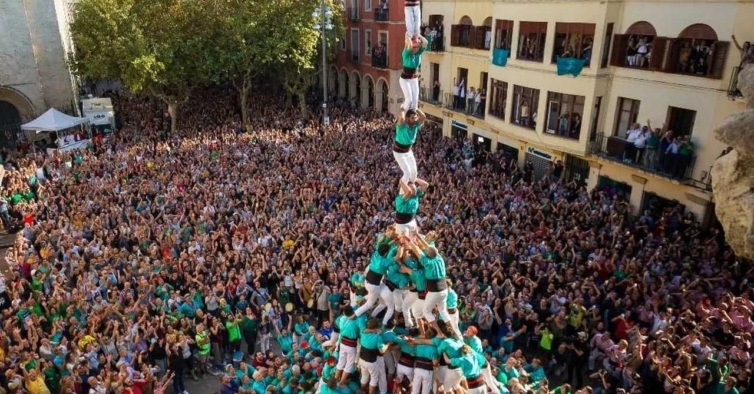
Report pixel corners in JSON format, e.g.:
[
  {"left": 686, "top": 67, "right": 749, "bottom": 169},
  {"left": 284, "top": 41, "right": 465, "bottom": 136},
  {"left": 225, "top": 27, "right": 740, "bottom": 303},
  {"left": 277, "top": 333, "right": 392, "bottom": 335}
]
[
  {"left": 195, "top": 324, "right": 211, "bottom": 376},
  {"left": 393, "top": 108, "right": 426, "bottom": 195},
  {"left": 226, "top": 313, "right": 243, "bottom": 353},
  {"left": 399, "top": 35, "right": 430, "bottom": 112},
  {"left": 412, "top": 328, "right": 439, "bottom": 394}
]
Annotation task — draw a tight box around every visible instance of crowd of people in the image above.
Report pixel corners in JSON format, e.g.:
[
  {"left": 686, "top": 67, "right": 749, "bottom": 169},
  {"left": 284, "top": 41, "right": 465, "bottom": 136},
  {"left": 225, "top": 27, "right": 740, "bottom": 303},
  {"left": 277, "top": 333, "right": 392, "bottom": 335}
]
[{"left": 0, "top": 88, "right": 751, "bottom": 394}]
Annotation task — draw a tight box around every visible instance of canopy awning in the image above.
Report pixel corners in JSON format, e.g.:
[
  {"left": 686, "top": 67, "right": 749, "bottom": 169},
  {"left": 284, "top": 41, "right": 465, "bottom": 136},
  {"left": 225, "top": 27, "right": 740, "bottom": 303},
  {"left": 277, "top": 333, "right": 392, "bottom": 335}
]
[{"left": 21, "top": 108, "right": 89, "bottom": 132}]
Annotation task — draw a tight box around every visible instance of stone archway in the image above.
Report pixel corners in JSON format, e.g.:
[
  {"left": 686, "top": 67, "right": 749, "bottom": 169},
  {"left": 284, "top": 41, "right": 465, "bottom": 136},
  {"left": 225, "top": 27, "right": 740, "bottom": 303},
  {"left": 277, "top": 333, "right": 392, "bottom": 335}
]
[
  {"left": 362, "top": 74, "right": 375, "bottom": 109},
  {"left": 350, "top": 70, "right": 361, "bottom": 107},
  {"left": 0, "top": 87, "right": 35, "bottom": 150},
  {"left": 376, "top": 77, "right": 389, "bottom": 113}
]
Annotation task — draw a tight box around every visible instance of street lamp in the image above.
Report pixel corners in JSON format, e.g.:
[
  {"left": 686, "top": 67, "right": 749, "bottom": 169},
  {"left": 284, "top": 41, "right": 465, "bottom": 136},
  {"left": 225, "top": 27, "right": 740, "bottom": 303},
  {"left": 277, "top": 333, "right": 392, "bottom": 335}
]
[{"left": 312, "top": 5, "right": 333, "bottom": 126}]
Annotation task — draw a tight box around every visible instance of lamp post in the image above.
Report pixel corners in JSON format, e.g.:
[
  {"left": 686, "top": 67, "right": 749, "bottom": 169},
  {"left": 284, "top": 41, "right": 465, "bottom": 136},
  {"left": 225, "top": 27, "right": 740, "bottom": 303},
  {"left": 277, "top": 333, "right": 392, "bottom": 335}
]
[{"left": 312, "top": 5, "right": 333, "bottom": 126}]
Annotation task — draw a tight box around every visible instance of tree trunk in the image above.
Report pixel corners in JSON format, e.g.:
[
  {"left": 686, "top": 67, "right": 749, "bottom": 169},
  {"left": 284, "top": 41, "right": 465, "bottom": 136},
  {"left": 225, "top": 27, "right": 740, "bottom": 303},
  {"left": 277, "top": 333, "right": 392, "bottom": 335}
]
[
  {"left": 238, "top": 74, "right": 251, "bottom": 129},
  {"left": 167, "top": 101, "right": 178, "bottom": 134},
  {"left": 297, "top": 91, "right": 307, "bottom": 119}
]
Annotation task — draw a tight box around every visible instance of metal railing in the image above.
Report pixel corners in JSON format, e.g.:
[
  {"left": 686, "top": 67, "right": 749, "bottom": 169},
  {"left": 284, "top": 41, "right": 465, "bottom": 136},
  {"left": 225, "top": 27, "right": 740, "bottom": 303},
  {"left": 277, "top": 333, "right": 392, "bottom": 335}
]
[
  {"left": 371, "top": 54, "right": 388, "bottom": 69},
  {"left": 419, "top": 87, "right": 443, "bottom": 106},
  {"left": 590, "top": 133, "right": 696, "bottom": 181},
  {"left": 442, "top": 92, "right": 485, "bottom": 120},
  {"left": 728, "top": 66, "right": 744, "bottom": 99},
  {"left": 374, "top": 7, "right": 388, "bottom": 22}
]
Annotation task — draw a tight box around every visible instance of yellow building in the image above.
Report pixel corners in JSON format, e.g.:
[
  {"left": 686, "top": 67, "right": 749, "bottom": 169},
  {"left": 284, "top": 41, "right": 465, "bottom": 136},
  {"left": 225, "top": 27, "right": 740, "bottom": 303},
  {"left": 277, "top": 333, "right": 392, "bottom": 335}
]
[{"left": 418, "top": 0, "right": 752, "bottom": 223}]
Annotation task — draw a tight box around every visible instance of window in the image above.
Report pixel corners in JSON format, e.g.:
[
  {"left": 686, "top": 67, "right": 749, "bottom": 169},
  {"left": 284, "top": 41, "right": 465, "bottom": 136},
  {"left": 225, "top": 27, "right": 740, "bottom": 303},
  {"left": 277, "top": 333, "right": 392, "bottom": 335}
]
[
  {"left": 365, "top": 30, "right": 372, "bottom": 55},
  {"left": 350, "top": 0, "right": 358, "bottom": 19},
  {"left": 614, "top": 97, "right": 640, "bottom": 136},
  {"left": 341, "top": 36, "right": 347, "bottom": 50},
  {"left": 457, "top": 67, "right": 468, "bottom": 84},
  {"left": 350, "top": 29, "right": 360, "bottom": 62},
  {"left": 479, "top": 72, "right": 488, "bottom": 92},
  {"left": 544, "top": 92, "right": 585, "bottom": 140},
  {"left": 451, "top": 17, "right": 475, "bottom": 48},
  {"left": 590, "top": 96, "right": 602, "bottom": 142},
  {"left": 365, "top": 0, "right": 371, "bottom": 12},
  {"left": 610, "top": 22, "right": 657, "bottom": 69},
  {"left": 664, "top": 24, "right": 729, "bottom": 78},
  {"left": 517, "top": 22, "right": 548, "bottom": 62},
  {"left": 552, "top": 23, "right": 595, "bottom": 66},
  {"left": 494, "top": 19, "right": 513, "bottom": 50},
  {"left": 489, "top": 79, "right": 508, "bottom": 120},
  {"left": 601, "top": 23, "right": 613, "bottom": 68},
  {"left": 511, "top": 85, "right": 539, "bottom": 129},
  {"left": 476, "top": 17, "right": 493, "bottom": 50},
  {"left": 665, "top": 107, "right": 696, "bottom": 137}
]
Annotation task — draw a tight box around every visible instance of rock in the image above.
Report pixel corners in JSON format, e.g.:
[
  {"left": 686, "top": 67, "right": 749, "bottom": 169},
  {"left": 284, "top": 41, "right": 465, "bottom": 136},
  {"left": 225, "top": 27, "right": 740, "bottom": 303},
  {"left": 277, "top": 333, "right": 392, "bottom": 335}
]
[{"left": 712, "top": 64, "right": 754, "bottom": 259}]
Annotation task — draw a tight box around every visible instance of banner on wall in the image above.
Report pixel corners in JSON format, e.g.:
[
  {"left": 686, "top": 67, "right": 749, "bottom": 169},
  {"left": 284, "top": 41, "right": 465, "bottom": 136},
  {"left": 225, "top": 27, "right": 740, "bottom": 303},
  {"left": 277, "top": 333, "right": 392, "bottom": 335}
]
[
  {"left": 492, "top": 49, "right": 509, "bottom": 67},
  {"left": 556, "top": 56, "right": 587, "bottom": 77}
]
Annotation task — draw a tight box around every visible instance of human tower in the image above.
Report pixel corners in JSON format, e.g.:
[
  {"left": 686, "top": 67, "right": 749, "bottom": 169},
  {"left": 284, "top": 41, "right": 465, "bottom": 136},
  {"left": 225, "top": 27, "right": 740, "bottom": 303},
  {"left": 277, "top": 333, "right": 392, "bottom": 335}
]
[{"left": 319, "top": 7, "right": 502, "bottom": 394}]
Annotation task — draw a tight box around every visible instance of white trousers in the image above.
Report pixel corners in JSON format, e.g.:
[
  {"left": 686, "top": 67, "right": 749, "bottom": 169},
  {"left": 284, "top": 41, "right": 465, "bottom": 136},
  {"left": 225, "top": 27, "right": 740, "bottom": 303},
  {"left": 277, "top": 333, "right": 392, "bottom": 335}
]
[
  {"left": 397, "top": 364, "right": 415, "bottom": 382},
  {"left": 354, "top": 282, "right": 382, "bottom": 317},
  {"left": 412, "top": 368, "right": 433, "bottom": 394},
  {"left": 404, "top": 6, "right": 421, "bottom": 39},
  {"left": 395, "top": 219, "right": 418, "bottom": 237},
  {"left": 392, "top": 150, "right": 417, "bottom": 184},
  {"left": 359, "top": 357, "right": 388, "bottom": 393},
  {"left": 448, "top": 310, "right": 462, "bottom": 338},
  {"left": 443, "top": 367, "right": 463, "bottom": 391},
  {"left": 392, "top": 288, "right": 408, "bottom": 315},
  {"left": 423, "top": 289, "right": 450, "bottom": 323},
  {"left": 372, "top": 284, "right": 395, "bottom": 325},
  {"left": 336, "top": 343, "right": 357, "bottom": 372},
  {"left": 399, "top": 78, "right": 419, "bottom": 111}
]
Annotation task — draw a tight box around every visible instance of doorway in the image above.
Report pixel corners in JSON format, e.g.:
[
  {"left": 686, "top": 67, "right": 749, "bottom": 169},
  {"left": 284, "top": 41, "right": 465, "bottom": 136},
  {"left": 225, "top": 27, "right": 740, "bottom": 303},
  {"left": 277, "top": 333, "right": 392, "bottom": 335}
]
[
  {"left": 479, "top": 72, "right": 488, "bottom": 92},
  {"left": 457, "top": 68, "right": 468, "bottom": 85},
  {"left": 0, "top": 101, "right": 22, "bottom": 150},
  {"left": 564, "top": 154, "right": 590, "bottom": 187},
  {"left": 497, "top": 143, "right": 519, "bottom": 162},
  {"left": 473, "top": 134, "right": 492, "bottom": 151},
  {"left": 665, "top": 107, "right": 696, "bottom": 137}
]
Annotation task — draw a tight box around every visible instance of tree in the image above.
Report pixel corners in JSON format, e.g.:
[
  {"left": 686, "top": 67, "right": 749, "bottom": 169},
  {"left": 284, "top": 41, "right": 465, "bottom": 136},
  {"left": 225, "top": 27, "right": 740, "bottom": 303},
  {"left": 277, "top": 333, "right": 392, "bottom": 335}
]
[
  {"left": 69, "top": 0, "right": 220, "bottom": 133},
  {"left": 268, "top": 0, "right": 344, "bottom": 118}
]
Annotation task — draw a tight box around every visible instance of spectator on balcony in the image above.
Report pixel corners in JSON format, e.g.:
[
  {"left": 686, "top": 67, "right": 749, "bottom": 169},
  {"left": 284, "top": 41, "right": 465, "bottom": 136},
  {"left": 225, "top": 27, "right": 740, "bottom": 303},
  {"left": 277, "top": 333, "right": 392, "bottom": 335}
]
[
  {"left": 664, "top": 136, "right": 680, "bottom": 174},
  {"left": 453, "top": 78, "right": 463, "bottom": 109},
  {"left": 622, "top": 123, "right": 642, "bottom": 163},
  {"left": 459, "top": 80, "right": 467, "bottom": 111},
  {"left": 467, "top": 87, "right": 476, "bottom": 114},
  {"left": 475, "top": 88, "right": 485, "bottom": 117},
  {"left": 636, "top": 37, "right": 650, "bottom": 68},
  {"left": 627, "top": 36, "right": 638, "bottom": 66},
  {"left": 672, "top": 136, "right": 694, "bottom": 179},
  {"left": 659, "top": 129, "right": 674, "bottom": 172},
  {"left": 732, "top": 34, "right": 754, "bottom": 67},
  {"left": 432, "top": 80, "right": 441, "bottom": 103},
  {"left": 633, "top": 125, "right": 650, "bottom": 165},
  {"left": 644, "top": 120, "right": 661, "bottom": 170},
  {"left": 569, "top": 114, "right": 581, "bottom": 139}
]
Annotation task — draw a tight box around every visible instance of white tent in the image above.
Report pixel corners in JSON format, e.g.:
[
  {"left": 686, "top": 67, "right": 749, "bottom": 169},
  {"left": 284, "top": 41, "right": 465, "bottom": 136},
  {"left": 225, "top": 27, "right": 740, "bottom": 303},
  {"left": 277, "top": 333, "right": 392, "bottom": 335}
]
[{"left": 21, "top": 108, "right": 89, "bottom": 132}]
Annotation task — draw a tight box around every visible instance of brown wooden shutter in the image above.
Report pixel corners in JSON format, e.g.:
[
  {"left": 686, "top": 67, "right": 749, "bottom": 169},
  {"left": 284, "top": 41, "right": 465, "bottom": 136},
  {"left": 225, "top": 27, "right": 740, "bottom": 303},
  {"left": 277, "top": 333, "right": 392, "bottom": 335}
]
[
  {"left": 610, "top": 34, "right": 629, "bottom": 66},
  {"left": 475, "top": 27, "right": 487, "bottom": 49},
  {"left": 451, "top": 25, "right": 460, "bottom": 46},
  {"left": 649, "top": 37, "right": 669, "bottom": 70},
  {"left": 663, "top": 39, "right": 682, "bottom": 73},
  {"left": 709, "top": 41, "right": 729, "bottom": 79}
]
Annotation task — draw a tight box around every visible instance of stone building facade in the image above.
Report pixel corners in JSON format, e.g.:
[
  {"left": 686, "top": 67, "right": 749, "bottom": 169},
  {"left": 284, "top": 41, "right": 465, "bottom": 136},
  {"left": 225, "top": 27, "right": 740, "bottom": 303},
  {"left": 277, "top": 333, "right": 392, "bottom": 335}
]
[{"left": 0, "top": 0, "right": 78, "bottom": 148}]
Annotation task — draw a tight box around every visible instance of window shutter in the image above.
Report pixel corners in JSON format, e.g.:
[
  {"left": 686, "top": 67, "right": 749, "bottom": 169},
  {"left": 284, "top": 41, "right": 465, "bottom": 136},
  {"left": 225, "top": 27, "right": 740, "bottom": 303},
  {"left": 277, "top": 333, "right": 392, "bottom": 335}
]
[
  {"left": 475, "top": 27, "right": 486, "bottom": 49},
  {"left": 610, "top": 34, "right": 629, "bottom": 66},
  {"left": 649, "top": 37, "right": 669, "bottom": 70},
  {"left": 709, "top": 41, "right": 729, "bottom": 79},
  {"left": 663, "top": 39, "right": 682, "bottom": 73},
  {"left": 451, "top": 25, "right": 460, "bottom": 46}
]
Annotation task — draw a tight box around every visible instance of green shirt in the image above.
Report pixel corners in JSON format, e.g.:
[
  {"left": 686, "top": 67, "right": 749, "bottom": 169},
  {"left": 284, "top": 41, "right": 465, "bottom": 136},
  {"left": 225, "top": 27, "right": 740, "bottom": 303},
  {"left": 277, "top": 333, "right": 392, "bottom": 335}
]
[
  {"left": 447, "top": 289, "right": 459, "bottom": 309},
  {"left": 464, "top": 335, "right": 483, "bottom": 355},
  {"left": 242, "top": 316, "right": 258, "bottom": 333},
  {"left": 539, "top": 331, "right": 554, "bottom": 350},
  {"left": 647, "top": 133, "right": 660, "bottom": 149},
  {"left": 421, "top": 253, "right": 446, "bottom": 281},
  {"left": 409, "top": 267, "right": 427, "bottom": 292},
  {"left": 359, "top": 331, "right": 384, "bottom": 351},
  {"left": 394, "top": 122, "right": 422, "bottom": 146},
  {"left": 401, "top": 38, "right": 430, "bottom": 69},
  {"left": 226, "top": 320, "right": 242, "bottom": 342},
  {"left": 395, "top": 190, "right": 422, "bottom": 215},
  {"left": 196, "top": 331, "right": 211, "bottom": 355},
  {"left": 335, "top": 314, "right": 361, "bottom": 340},
  {"left": 713, "top": 382, "right": 739, "bottom": 394},
  {"left": 437, "top": 337, "right": 464, "bottom": 359},
  {"left": 368, "top": 247, "right": 396, "bottom": 275},
  {"left": 278, "top": 333, "right": 294, "bottom": 354},
  {"left": 414, "top": 342, "right": 438, "bottom": 361},
  {"left": 680, "top": 141, "right": 694, "bottom": 156},
  {"left": 450, "top": 353, "right": 481, "bottom": 377},
  {"left": 386, "top": 263, "right": 410, "bottom": 289}
]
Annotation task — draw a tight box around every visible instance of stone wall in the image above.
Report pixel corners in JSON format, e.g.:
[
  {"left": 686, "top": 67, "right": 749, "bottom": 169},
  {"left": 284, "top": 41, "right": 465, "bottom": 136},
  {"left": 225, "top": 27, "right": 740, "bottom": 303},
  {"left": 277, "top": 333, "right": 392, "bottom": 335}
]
[{"left": 711, "top": 65, "right": 754, "bottom": 260}]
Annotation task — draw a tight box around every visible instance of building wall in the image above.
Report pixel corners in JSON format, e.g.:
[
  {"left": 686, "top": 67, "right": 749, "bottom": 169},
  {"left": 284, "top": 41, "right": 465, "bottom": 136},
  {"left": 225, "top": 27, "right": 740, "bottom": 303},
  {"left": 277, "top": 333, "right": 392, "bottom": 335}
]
[
  {"left": 0, "top": 0, "right": 78, "bottom": 121},
  {"left": 418, "top": 0, "right": 750, "bottom": 222}
]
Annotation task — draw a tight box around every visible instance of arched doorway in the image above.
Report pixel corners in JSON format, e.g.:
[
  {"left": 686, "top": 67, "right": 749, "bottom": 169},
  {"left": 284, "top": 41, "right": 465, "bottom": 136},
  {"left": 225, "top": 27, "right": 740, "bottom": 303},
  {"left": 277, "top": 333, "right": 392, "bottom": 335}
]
[
  {"left": 329, "top": 66, "right": 338, "bottom": 96},
  {"left": 362, "top": 74, "right": 375, "bottom": 109},
  {"left": 350, "top": 71, "right": 361, "bottom": 108},
  {"left": 376, "top": 78, "right": 389, "bottom": 113},
  {"left": 0, "top": 101, "right": 22, "bottom": 150},
  {"left": 341, "top": 69, "right": 349, "bottom": 99}
]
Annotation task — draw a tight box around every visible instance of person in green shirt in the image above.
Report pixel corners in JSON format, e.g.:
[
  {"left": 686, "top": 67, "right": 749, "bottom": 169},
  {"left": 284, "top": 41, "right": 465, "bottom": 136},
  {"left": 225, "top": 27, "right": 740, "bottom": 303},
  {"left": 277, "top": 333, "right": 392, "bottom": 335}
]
[
  {"left": 394, "top": 178, "right": 428, "bottom": 238},
  {"left": 674, "top": 135, "right": 694, "bottom": 179},
  {"left": 445, "top": 345, "right": 485, "bottom": 394},
  {"left": 241, "top": 309, "right": 259, "bottom": 355},
  {"left": 353, "top": 241, "right": 397, "bottom": 318},
  {"left": 358, "top": 319, "right": 389, "bottom": 394},
  {"left": 399, "top": 34, "right": 430, "bottom": 112},
  {"left": 195, "top": 324, "right": 211, "bottom": 376},
  {"left": 226, "top": 313, "right": 243, "bottom": 353},
  {"left": 392, "top": 108, "right": 426, "bottom": 195}
]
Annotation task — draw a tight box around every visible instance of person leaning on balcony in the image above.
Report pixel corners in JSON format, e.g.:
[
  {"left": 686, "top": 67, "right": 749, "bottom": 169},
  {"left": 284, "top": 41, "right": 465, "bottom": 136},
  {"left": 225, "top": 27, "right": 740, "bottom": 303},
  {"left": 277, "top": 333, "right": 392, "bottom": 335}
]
[
  {"left": 732, "top": 35, "right": 754, "bottom": 67},
  {"left": 475, "top": 89, "right": 483, "bottom": 116},
  {"left": 467, "top": 87, "right": 476, "bottom": 114},
  {"left": 658, "top": 130, "right": 674, "bottom": 172},
  {"left": 644, "top": 119, "right": 662, "bottom": 170},
  {"left": 459, "top": 80, "right": 467, "bottom": 111},
  {"left": 633, "top": 126, "right": 650, "bottom": 165},
  {"left": 664, "top": 136, "right": 680, "bottom": 175},
  {"left": 672, "top": 136, "right": 694, "bottom": 179},
  {"left": 622, "top": 123, "right": 642, "bottom": 163}
]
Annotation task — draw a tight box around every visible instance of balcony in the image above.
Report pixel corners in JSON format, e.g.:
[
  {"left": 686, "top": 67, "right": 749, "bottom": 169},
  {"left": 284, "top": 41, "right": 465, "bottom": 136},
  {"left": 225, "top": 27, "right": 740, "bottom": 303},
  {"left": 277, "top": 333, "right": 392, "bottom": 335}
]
[
  {"left": 349, "top": 10, "right": 359, "bottom": 21},
  {"left": 590, "top": 133, "right": 696, "bottom": 181},
  {"left": 419, "top": 87, "right": 442, "bottom": 106},
  {"left": 424, "top": 35, "right": 445, "bottom": 52},
  {"left": 728, "top": 66, "right": 744, "bottom": 99},
  {"left": 371, "top": 53, "right": 388, "bottom": 69},
  {"left": 443, "top": 92, "right": 485, "bottom": 120},
  {"left": 374, "top": 7, "right": 388, "bottom": 22}
]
